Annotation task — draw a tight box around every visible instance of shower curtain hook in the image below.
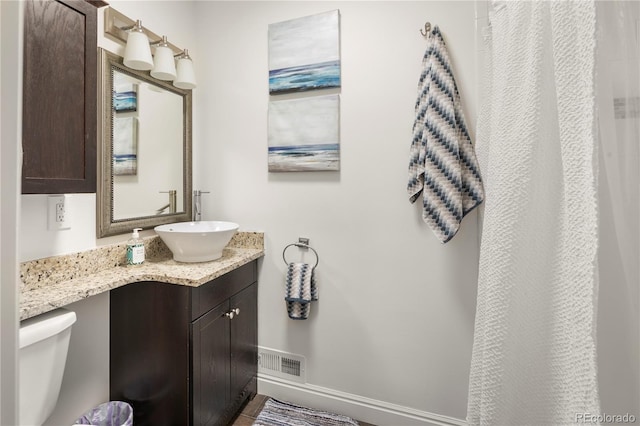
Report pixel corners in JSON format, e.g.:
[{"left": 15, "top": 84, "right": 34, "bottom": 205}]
[{"left": 420, "top": 22, "right": 431, "bottom": 37}]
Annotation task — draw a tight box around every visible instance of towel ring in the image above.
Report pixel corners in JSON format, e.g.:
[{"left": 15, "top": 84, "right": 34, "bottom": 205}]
[{"left": 282, "top": 243, "right": 319, "bottom": 270}]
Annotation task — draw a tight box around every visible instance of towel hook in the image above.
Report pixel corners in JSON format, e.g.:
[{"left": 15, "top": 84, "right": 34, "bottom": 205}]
[
  {"left": 420, "top": 22, "right": 431, "bottom": 37},
  {"left": 282, "top": 242, "right": 319, "bottom": 270}
]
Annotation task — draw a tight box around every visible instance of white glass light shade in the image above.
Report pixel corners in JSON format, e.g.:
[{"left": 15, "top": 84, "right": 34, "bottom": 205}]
[
  {"left": 123, "top": 30, "right": 153, "bottom": 71},
  {"left": 151, "top": 45, "right": 177, "bottom": 81},
  {"left": 174, "top": 57, "right": 196, "bottom": 89}
]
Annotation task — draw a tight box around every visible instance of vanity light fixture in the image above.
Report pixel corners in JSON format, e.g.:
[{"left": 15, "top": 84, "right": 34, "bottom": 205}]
[
  {"left": 123, "top": 20, "right": 154, "bottom": 71},
  {"left": 105, "top": 7, "right": 196, "bottom": 89},
  {"left": 150, "top": 36, "right": 177, "bottom": 81},
  {"left": 174, "top": 50, "right": 197, "bottom": 90}
]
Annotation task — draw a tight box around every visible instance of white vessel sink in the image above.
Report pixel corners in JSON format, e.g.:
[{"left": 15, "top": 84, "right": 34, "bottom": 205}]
[{"left": 154, "top": 221, "right": 239, "bottom": 263}]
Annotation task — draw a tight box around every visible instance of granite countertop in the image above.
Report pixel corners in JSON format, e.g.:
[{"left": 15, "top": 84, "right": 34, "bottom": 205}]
[{"left": 20, "top": 232, "right": 264, "bottom": 320}]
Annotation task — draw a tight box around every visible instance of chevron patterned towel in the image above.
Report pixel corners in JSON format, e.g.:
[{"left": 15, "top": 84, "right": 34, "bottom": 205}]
[
  {"left": 285, "top": 262, "right": 317, "bottom": 320},
  {"left": 407, "top": 25, "right": 484, "bottom": 243}
]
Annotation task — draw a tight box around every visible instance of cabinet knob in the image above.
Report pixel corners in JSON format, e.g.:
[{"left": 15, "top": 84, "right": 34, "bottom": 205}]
[{"left": 225, "top": 308, "right": 240, "bottom": 320}]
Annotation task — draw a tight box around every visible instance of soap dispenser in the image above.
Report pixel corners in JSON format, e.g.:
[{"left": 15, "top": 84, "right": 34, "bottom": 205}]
[{"left": 126, "top": 228, "right": 145, "bottom": 265}]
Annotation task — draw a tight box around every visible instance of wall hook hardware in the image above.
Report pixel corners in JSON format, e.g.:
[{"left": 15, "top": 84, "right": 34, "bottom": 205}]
[{"left": 420, "top": 21, "right": 431, "bottom": 37}]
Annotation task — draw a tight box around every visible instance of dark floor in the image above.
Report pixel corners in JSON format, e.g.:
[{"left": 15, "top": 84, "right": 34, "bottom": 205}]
[
  {"left": 230, "top": 394, "right": 376, "bottom": 426},
  {"left": 230, "top": 393, "right": 268, "bottom": 425}
]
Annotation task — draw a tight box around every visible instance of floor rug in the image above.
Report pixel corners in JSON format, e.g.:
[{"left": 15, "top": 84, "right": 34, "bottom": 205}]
[{"left": 253, "top": 398, "right": 359, "bottom": 426}]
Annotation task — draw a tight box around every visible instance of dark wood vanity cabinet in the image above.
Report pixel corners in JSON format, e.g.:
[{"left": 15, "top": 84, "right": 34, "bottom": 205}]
[
  {"left": 22, "top": 0, "right": 98, "bottom": 194},
  {"left": 110, "top": 261, "right": 258, "bottom": 426}
]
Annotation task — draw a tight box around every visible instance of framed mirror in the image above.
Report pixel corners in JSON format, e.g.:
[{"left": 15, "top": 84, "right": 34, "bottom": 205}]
[{"left": 97, "top": 48, "right": 192, "bottom": 237}]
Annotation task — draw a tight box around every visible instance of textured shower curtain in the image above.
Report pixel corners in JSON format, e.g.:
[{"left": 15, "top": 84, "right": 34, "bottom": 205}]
[{"left": 467, "top": 2, "right": 601, "bottom": 425}]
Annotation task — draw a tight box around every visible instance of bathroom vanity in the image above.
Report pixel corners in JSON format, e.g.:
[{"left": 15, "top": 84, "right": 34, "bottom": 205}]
[
  {"left": 110, "top": 260, "right": 258, "bottom": 426},
  {"left": 19, "top": 232, "right": 264, "bottom": 426}
]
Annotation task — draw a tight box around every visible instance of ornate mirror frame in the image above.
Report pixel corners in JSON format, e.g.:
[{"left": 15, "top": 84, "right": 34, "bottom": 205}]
[{"left": 97, "top": 48, "right": 193, "bottom": 237}]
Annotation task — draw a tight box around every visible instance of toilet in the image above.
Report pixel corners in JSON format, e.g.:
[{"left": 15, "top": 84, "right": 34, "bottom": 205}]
[{"left": 19, "top": 308, "right": 77, "bottom": 426}]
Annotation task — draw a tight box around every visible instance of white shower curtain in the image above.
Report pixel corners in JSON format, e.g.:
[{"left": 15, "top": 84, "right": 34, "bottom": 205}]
[{"left": 468, "top": 2, "right": 601, "bottom": 425}]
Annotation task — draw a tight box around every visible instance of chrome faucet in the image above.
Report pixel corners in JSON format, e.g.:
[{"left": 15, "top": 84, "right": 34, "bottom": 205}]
[
  {"left": 192, "top": 190, "right": 210, "bottom": 221},
  {"left": 157, "top": 190, "right": 177, "bottom": 215}
]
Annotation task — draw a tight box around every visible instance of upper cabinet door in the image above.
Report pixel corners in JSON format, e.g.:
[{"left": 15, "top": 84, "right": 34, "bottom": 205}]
[{"left": 22, "top": 0, "right": 98, "bottom": 194}]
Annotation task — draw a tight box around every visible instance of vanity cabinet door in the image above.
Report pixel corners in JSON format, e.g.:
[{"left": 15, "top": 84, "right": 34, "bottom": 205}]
[
  {"left": 230, "top": 283, "right": 258, "bottom": 401},
  {"left": 192, "top": 282, "right": 258, "bottom": 426},
  {"left": 22, "top": 0, "right": 98, "bottom": 194},
  {"left": 192, "top": 301, "right": 231, "bottom": 426}
]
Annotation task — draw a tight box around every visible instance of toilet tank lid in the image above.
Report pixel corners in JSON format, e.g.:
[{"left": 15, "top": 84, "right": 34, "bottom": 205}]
[{"left": 19, "top": 309, "right": 77, "bottom": 349}]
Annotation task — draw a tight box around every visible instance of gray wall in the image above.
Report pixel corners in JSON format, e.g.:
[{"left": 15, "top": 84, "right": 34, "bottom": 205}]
[{"left": 193, "top": 2, "right": 479, "bottom": 423}]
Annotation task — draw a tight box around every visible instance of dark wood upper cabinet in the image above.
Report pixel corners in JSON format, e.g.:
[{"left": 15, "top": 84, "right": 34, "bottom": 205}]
[{"left": 22, "top": 0, "right": 98, "bottom": 194}]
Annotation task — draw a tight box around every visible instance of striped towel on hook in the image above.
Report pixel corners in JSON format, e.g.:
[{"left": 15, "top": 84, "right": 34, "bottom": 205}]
[
  {"left": 407, "top": 25, "right": 484, "bottom": 243},
  {"left": 285, "top": 262, "right": 317, "bottom": 320}
]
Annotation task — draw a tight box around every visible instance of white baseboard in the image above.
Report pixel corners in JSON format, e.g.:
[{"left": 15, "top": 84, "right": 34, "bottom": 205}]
[{"left": 257, "top": 374, "right": 467, "bottom": 426}]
